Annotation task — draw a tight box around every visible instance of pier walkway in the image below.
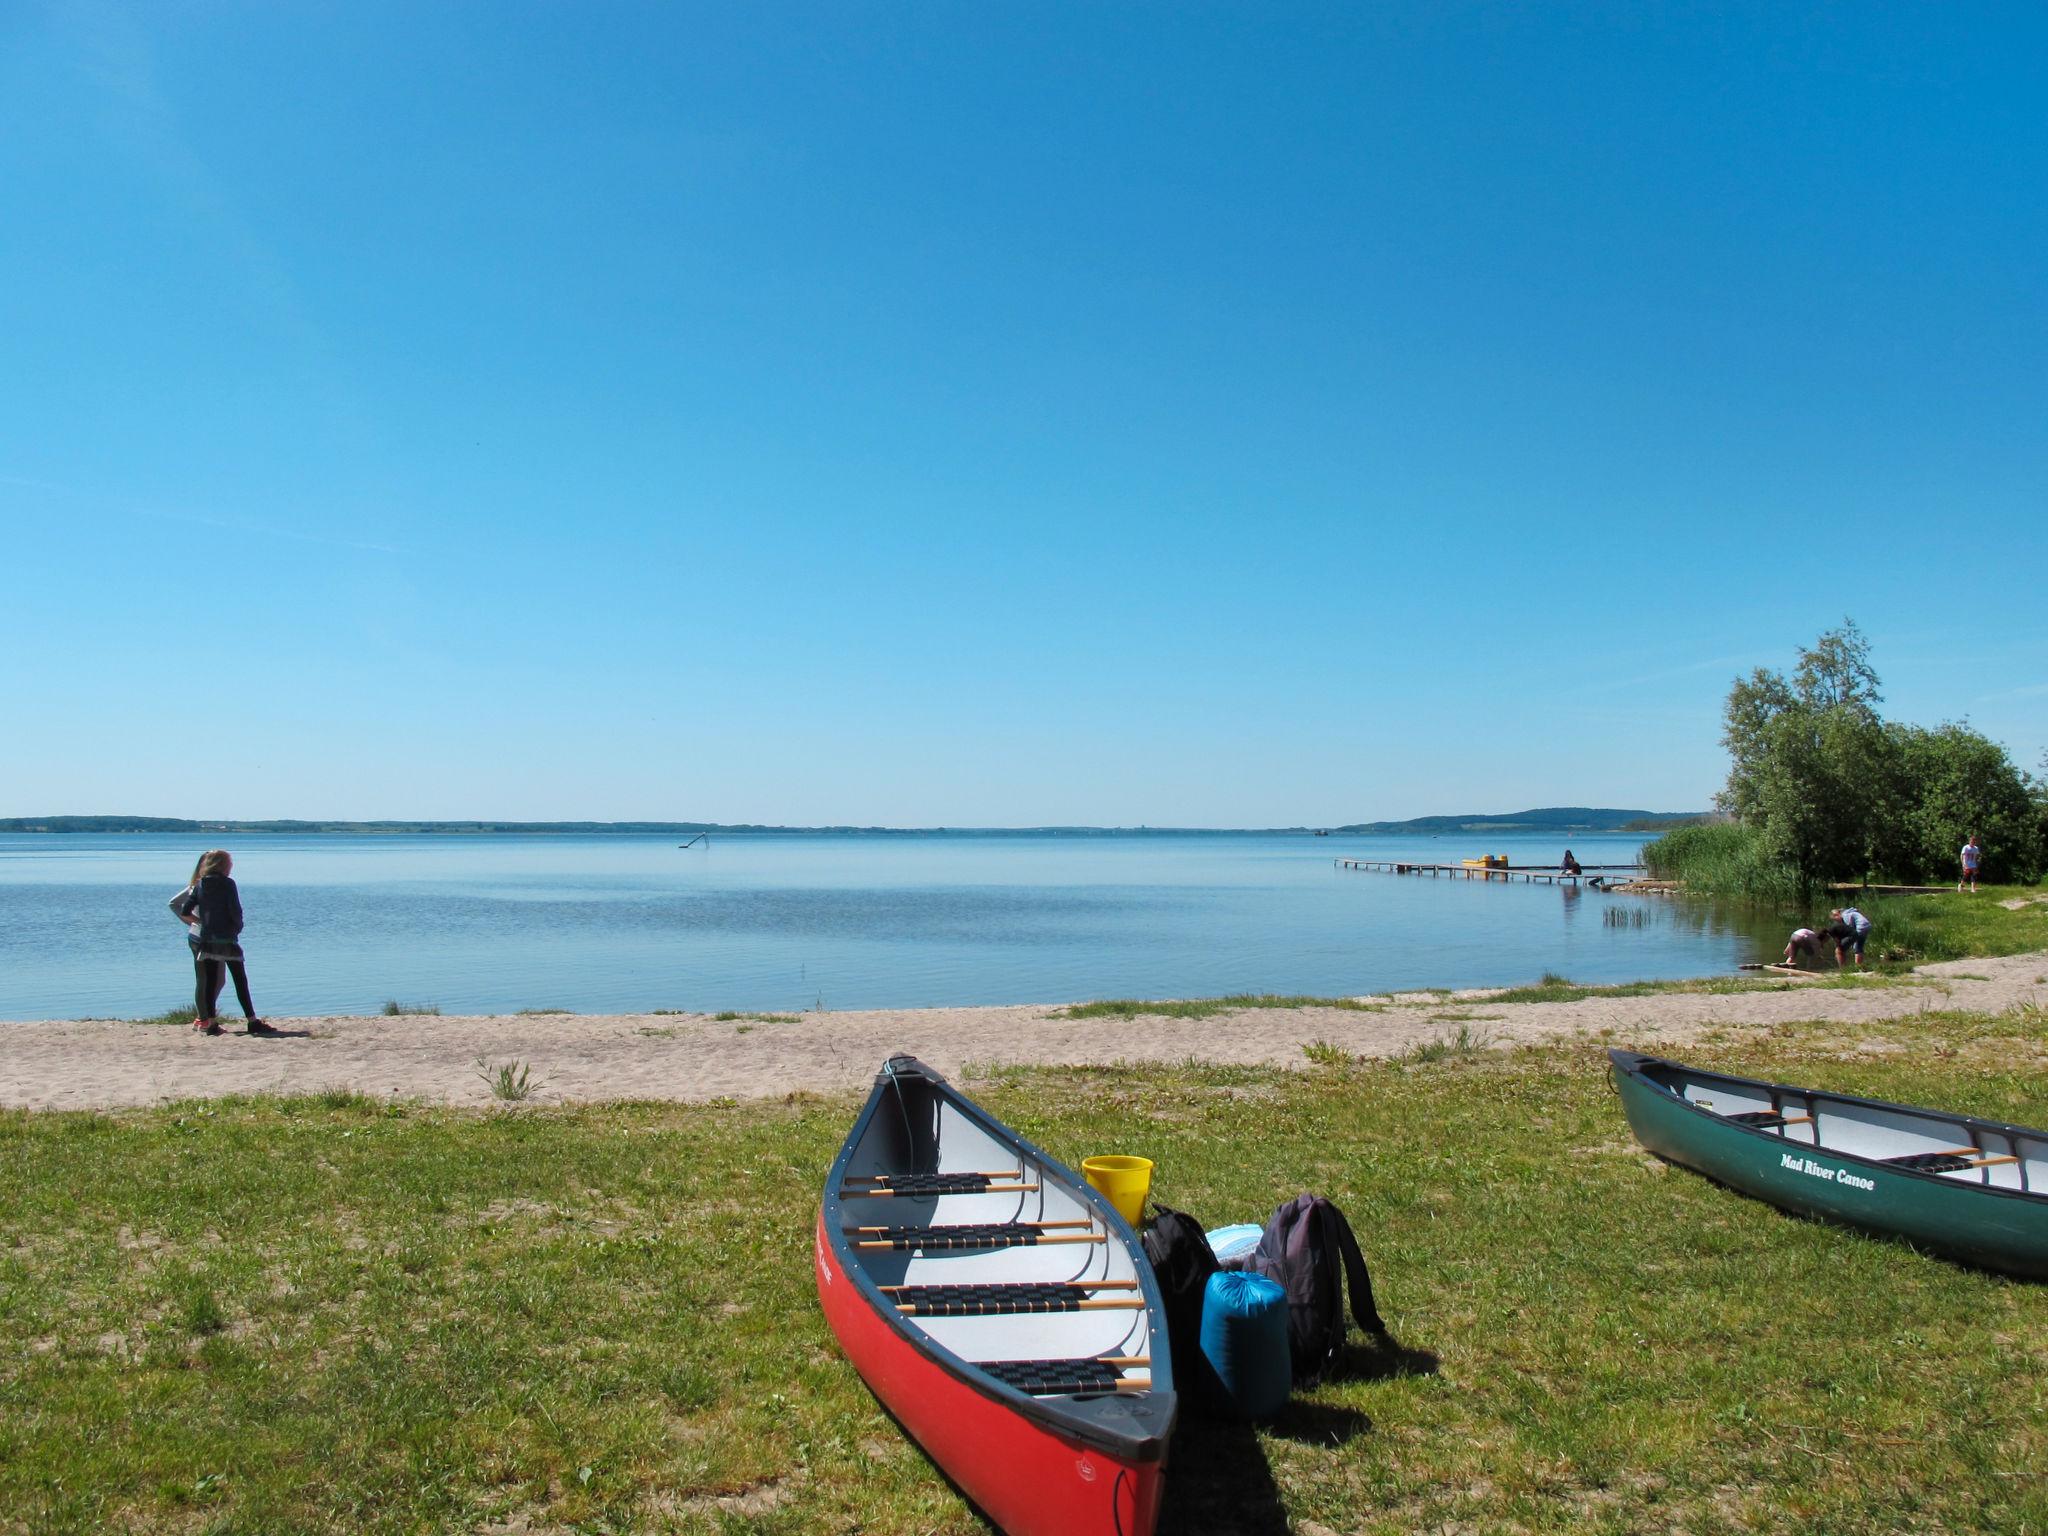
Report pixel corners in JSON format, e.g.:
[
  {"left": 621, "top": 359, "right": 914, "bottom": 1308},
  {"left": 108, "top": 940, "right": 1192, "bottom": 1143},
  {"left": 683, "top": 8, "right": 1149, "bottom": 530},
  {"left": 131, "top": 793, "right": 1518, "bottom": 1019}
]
[{"left": 1335, "top": 857, "right": 1644, "bottom": 886}]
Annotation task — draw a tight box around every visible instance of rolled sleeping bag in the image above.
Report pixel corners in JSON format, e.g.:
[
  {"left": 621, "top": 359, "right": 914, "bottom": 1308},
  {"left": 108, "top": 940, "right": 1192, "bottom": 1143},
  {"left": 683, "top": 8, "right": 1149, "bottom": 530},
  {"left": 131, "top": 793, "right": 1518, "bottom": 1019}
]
[{"left": 1198, "top": 1270, "right": 1291, "bottom": 1420}]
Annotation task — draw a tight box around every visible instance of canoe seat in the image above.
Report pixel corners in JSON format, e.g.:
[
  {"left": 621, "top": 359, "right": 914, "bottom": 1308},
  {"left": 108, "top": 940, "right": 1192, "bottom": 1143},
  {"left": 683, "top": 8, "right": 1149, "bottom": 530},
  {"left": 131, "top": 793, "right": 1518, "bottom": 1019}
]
[
  {"left": 1884, "top": 1152, "right": 1976, "bottom": 1173},
  {"left": 1726, "top": 1111, "right": 1788, "bottom": 1127},
  {"left": 855, "top": 1223, "right": 1079, "bottom": 1252},
  {"left": 981, "top": 1358, "right": 1135, "bottom": 1395},
  {"left": 847, "top": 1173, "right": 1005, "bottom": 1196},
  {"left": 891, "top": 1282, "right": 1141, "bottom": 1317}
]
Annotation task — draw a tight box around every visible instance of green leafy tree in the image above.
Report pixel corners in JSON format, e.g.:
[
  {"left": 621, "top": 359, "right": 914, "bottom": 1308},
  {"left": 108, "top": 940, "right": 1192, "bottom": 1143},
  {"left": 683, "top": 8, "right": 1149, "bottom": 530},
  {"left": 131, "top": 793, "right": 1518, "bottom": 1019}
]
[
  {"left": 1719, "top": 620, "right": 1901, "bottom": 886},
  {"left": 1885, "top": 724, "right": 2043, "bottom": 883},
  {"left": 1711, "top": 620, "right": 2036, "bottom": 889}
]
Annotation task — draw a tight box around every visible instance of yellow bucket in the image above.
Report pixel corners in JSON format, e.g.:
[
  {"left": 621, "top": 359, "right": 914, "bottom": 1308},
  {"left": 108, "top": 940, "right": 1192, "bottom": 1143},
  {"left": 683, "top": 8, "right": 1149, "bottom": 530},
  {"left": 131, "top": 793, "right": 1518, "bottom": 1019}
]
[{"left": 1082, "top": 1155, "right": 1155, "bottom": 1225}]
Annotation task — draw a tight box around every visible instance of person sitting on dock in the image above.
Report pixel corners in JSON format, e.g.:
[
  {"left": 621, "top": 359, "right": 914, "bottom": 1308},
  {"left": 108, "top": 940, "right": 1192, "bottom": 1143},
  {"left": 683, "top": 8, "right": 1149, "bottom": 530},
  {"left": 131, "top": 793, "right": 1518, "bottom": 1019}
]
[
  {"left": 1784, "top": 927, "right": 1821, "bottom": 966},
  {"left": 1560, "top": 849, "right": 1582, "bottom": 878}
]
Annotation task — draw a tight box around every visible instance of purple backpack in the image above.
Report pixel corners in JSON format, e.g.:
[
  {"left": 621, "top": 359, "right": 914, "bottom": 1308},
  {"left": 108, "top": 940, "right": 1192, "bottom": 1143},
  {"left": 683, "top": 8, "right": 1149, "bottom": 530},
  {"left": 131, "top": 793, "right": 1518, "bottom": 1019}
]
[{"left": 1231, "top": 1194, "right": 1388, "bottom": 1384}]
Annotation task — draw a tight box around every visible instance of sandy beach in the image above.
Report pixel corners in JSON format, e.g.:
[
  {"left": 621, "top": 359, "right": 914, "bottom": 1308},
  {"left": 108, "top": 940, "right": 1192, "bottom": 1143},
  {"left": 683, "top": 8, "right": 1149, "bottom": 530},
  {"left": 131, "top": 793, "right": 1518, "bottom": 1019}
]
[{"left": 3, "top": 951, "right": 2042, "bottom": 1112}]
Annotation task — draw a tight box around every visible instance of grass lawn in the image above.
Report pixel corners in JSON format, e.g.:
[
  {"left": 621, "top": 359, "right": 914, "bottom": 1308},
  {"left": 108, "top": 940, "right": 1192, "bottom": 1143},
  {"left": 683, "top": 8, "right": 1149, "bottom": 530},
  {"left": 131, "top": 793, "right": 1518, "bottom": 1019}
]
[{"left": 4, "top": 1005, "right": 2046, "bottom": 1534}]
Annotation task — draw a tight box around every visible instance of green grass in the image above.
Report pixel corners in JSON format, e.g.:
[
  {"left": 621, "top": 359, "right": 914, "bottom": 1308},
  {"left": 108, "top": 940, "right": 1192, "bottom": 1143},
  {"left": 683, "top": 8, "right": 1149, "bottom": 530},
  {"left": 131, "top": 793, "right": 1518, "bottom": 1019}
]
[
  {"left": 1850, "top": 888, "right": 2048, "bottom": 966},
  {"left": 712, "top": 1011, "right": 803, "bottom": 1024},
  {"left": 3, "top": 1007, "right": 2046, "bottom": 1534},
  {"left": 1056, "top": 993, "right": 1385, "bottom": 1020},
  {"left": 122, "top": 1007, "right": 199, "bottom": 1028},
  {"left": 1482, "top": 972, "right": 1880, "bottom": 1005},
  {"left": 379, "top": 1000, "right": 441, "bottom": 1017}
]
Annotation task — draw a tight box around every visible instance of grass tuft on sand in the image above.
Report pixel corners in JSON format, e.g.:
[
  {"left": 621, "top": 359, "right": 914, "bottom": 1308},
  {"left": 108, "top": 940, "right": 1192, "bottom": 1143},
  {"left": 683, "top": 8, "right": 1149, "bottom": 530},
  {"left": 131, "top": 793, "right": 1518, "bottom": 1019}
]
[
  {"left": 2, "top": 1006, "right": 2045, "bottom": 1534},
  {"left": 1057, "top": 994, "right": 1385, "bottom": 1020}
]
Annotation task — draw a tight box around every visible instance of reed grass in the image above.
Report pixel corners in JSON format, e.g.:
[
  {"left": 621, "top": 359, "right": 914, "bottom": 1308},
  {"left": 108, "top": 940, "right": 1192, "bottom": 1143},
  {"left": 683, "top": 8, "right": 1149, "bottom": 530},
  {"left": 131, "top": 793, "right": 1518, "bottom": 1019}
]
[
  {"left": 1639, "top": 820, "right": 1804, "bottom": 901},
  {"left": 473, "top": 1057, "right": 537, "bottom": 1101},
  {"left": 122, "top": 1007, "right": 199, "bottom": 1028},
  {"left": 380, "top": 1000, "right": 440, "bottom": 1017}
]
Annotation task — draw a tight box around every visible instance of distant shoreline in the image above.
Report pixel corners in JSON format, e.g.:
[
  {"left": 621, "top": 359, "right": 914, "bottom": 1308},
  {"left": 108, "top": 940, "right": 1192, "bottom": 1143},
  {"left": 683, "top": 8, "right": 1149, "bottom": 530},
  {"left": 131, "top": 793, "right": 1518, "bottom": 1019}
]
[{"left": 0, "top": 809, "right": 1699, "bottom": 837}]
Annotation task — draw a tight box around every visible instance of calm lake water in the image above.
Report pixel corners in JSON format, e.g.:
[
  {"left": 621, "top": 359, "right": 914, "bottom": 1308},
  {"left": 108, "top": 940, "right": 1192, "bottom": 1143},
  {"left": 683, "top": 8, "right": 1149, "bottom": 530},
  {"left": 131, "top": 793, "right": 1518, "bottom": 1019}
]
[{"left": 0, "top": 832, "right": 1785, "bottom": 1021}]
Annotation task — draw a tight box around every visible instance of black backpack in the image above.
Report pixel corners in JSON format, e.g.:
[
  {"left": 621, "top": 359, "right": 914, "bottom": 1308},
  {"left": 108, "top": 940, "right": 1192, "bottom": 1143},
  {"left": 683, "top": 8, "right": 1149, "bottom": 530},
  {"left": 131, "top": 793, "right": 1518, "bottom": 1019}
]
[
  {"left": 1140, "top": 1203, "right": 1218, "bottom": 1399},
  {"left": 1231, "top": 1193, "right": 1387, "bottom": 1384}
]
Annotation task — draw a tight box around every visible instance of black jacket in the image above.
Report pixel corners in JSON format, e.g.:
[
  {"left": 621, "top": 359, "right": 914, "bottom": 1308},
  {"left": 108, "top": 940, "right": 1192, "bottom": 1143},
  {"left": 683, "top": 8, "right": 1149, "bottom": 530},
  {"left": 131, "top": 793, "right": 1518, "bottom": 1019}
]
[{"left": 172, "top": 875, "right": 244, "bottom": 946}]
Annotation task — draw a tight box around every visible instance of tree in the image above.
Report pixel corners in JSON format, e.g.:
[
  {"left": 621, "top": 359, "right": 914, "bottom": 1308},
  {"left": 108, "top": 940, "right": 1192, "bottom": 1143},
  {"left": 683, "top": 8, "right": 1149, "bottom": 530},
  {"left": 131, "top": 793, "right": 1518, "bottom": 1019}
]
[
  {"left": 1713, "top": 621, "right": 2037, "bottom": 888},
  {"left": 1719, "top": 620, "right": 1900, "bottom": 885},
  {"left": 1888, "top": 724, "right": 2043, "bottom": 884},
  {"left": 1791, "top": 618, "right": 1881, "bottom": 715}
]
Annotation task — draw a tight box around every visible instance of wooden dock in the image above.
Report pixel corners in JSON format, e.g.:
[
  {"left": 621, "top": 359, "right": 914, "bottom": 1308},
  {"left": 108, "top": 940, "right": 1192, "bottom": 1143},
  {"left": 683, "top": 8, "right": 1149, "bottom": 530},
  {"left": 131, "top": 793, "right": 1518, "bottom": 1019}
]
[{"left": 1335, "top": 858, "right": 1643, "bottom": 886}]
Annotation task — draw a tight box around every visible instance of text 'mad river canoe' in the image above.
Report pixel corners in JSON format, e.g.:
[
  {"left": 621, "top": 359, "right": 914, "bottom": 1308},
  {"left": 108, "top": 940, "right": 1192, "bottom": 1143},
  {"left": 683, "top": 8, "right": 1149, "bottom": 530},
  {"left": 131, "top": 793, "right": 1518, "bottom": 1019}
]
[
  {"left": 1610, "top": 1048, "right": 2048, "bottom": 1277},
  {"left": 815, "top": 1056, "right": 1178, "bottom": 1536}
]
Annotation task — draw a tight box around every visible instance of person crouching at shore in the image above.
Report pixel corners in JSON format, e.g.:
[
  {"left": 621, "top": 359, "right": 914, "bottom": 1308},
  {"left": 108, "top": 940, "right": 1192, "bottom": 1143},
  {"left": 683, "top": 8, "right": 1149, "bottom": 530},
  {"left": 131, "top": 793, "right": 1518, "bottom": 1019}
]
[
  {"left": 170, "top": 850, "right": 275, "bottom": 1036},
  {"left": 1784, "top": 927, "right": 1821, "bottom": 966},
  {"left": 1825, "top": 906, "right": 1871, "bottom": 969}
]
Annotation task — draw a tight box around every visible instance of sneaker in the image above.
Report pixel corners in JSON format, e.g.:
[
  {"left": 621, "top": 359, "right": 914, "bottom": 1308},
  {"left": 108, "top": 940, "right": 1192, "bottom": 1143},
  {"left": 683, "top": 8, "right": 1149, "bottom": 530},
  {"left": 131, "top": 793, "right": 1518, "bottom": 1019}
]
[
  {"left": 198, "top": 1019, "right": 224, "bottom": 1036},
  {"left": 245, "top": 1019, "right": 280, "bottom": 1036}
]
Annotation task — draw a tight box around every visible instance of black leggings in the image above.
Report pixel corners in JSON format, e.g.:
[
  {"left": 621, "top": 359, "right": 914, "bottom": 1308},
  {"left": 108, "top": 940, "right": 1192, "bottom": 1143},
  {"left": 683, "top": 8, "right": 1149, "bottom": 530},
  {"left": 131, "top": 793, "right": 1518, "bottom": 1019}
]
[{"left": 195, "top": 957, "right": 257, "bottom": 1020}]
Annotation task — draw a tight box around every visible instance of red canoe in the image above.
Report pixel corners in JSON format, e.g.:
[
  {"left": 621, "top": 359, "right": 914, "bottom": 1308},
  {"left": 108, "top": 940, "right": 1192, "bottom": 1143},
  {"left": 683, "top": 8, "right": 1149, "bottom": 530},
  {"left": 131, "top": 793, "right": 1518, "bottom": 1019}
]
[{"left": 815, "top": 1055, "right": 1178, "bottom": 1536}]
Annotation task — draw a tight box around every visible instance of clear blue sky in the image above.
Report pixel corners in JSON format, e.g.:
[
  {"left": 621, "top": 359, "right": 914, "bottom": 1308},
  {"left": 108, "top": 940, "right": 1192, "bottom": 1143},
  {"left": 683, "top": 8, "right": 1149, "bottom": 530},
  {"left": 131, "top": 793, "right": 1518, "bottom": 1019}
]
[{"left": 4, "top": 3, "right": 2043, "bottom": 826}]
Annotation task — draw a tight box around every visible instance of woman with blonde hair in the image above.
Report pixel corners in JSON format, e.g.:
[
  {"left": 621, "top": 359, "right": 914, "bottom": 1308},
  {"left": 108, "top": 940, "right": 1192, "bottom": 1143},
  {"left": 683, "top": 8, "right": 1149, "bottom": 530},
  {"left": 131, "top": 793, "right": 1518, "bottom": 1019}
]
[{"left": 169, "top": 850, "right": 274, "bottom": 1035}]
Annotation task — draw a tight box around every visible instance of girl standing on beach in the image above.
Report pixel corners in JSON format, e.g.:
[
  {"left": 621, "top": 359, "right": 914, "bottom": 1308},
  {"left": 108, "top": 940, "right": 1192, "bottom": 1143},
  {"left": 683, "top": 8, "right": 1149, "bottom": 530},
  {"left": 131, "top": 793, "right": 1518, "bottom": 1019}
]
[{"left": 170, "top": 850, "right": 275, "bottom": 1036}]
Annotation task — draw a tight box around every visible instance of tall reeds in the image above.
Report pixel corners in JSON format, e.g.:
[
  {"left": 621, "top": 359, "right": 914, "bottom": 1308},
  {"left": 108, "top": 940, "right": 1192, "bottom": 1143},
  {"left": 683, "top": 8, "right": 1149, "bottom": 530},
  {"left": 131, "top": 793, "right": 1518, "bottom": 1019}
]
[{"left": 1639, "top": 822, "right": 1802, "bottom": 902}]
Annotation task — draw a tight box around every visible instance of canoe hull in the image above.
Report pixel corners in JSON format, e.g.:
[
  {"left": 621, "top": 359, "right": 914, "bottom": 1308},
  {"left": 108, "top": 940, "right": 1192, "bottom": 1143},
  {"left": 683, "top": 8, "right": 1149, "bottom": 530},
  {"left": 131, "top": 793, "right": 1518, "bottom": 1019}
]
[
  {"left": 815, "top": 1056, "right": 1173, "bottom": 1536},
  {"left": 815, "top": 1212, "right": 1163, "bottom": 1536},
  {"left": 1611, "top": 1050, "right": 2048, "bottom": 1278}
]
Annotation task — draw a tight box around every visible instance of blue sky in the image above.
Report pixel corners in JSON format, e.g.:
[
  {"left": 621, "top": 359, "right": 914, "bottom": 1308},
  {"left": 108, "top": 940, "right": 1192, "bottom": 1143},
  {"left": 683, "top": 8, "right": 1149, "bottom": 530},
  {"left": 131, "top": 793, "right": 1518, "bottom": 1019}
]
[{"left": 4, "top": 2, "right": 2043, "bottom": 826}]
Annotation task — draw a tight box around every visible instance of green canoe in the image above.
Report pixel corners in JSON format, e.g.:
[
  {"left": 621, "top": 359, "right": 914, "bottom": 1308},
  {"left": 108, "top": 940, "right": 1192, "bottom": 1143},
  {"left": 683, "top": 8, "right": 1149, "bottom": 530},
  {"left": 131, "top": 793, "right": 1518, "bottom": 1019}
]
[{"left": 1609, "top": 1049, "right": 2048, "bottom": 1278}]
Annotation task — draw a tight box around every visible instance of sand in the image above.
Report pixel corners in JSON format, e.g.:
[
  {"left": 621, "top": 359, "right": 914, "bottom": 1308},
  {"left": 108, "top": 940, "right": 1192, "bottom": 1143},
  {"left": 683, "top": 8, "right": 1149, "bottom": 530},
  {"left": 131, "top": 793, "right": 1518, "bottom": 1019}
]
[{"left": 2, "top": 952, "right": 2043, "bottom": 1113}]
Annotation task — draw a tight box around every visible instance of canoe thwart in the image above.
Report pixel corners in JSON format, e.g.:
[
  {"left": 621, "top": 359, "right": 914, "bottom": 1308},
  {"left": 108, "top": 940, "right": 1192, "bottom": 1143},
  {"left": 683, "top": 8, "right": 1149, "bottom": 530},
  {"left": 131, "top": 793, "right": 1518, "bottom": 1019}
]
[
  {"left": 891, "top": 1282, "right": 1147, "bottom": 1317},
  {"left": 843, "top": 1179, "right": 1042, "bottom": 1198},
  {"left": 853, "top": 1218, "right": 1093, "bottom": 1234},
  {"left": 879, "top": 1279, "right": 1138, "bottom": 1293},
  {"left": 846, "top": 1170, "right": 1024, "bottom": 1183},
  {"left": 1725, "top": 1111, "right": 1814, "bottom": 1129},
  {"left": 851, "top": 1223, "right": 1101, "bottom": 1252},
  {"left": 979, "top": 1357, "right": 1150, "bottom": 1395}
]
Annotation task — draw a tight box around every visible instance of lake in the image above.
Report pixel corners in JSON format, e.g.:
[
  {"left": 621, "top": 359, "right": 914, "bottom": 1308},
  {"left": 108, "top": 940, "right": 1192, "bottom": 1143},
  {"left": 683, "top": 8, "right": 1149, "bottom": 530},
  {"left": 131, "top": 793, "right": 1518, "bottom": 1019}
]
[{"left": 0, "top": 831, "right": 1785, "bottom": 1021}]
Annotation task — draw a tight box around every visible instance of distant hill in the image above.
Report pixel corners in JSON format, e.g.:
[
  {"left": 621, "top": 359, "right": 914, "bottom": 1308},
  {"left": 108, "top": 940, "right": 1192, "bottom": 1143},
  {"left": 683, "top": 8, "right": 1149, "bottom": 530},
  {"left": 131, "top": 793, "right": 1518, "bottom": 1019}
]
[
  {"left": 1333, "top": 807, "right": 1709, "bottom": 836},
  {"left": 0, "top": 816, "right": 1300, "bottom": 836}
]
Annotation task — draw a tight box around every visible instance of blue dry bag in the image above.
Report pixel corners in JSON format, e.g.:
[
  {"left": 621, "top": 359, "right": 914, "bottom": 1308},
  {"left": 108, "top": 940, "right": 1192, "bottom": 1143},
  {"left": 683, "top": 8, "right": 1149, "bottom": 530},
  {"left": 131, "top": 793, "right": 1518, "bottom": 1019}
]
[{"left": 1198, "top": 1270, "right": 1291, "bottom": 1420}]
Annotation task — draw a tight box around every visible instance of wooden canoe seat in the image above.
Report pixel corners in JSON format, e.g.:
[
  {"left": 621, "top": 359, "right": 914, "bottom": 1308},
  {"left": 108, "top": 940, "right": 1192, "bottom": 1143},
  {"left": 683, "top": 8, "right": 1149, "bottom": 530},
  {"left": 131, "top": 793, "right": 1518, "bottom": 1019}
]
[
  {"left": 890, "top": 1282, "right": 1146, "bottom": 1317},
  {"left": 1886, "top": 1152, "right": 1975, "bottom": 1173},
  {"left": 842, "top": 1173, "right": 1041, "bottom": 1198},
  {"left": 979, "top": 1358, "right": 1148, "bottom": 1395},
  {"left": 853, "top": 1223, "right": 1105, "bottom": 1252},
  {"left": 1882, "top": 1151, "right": 2018, "bottom": 1173}
]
